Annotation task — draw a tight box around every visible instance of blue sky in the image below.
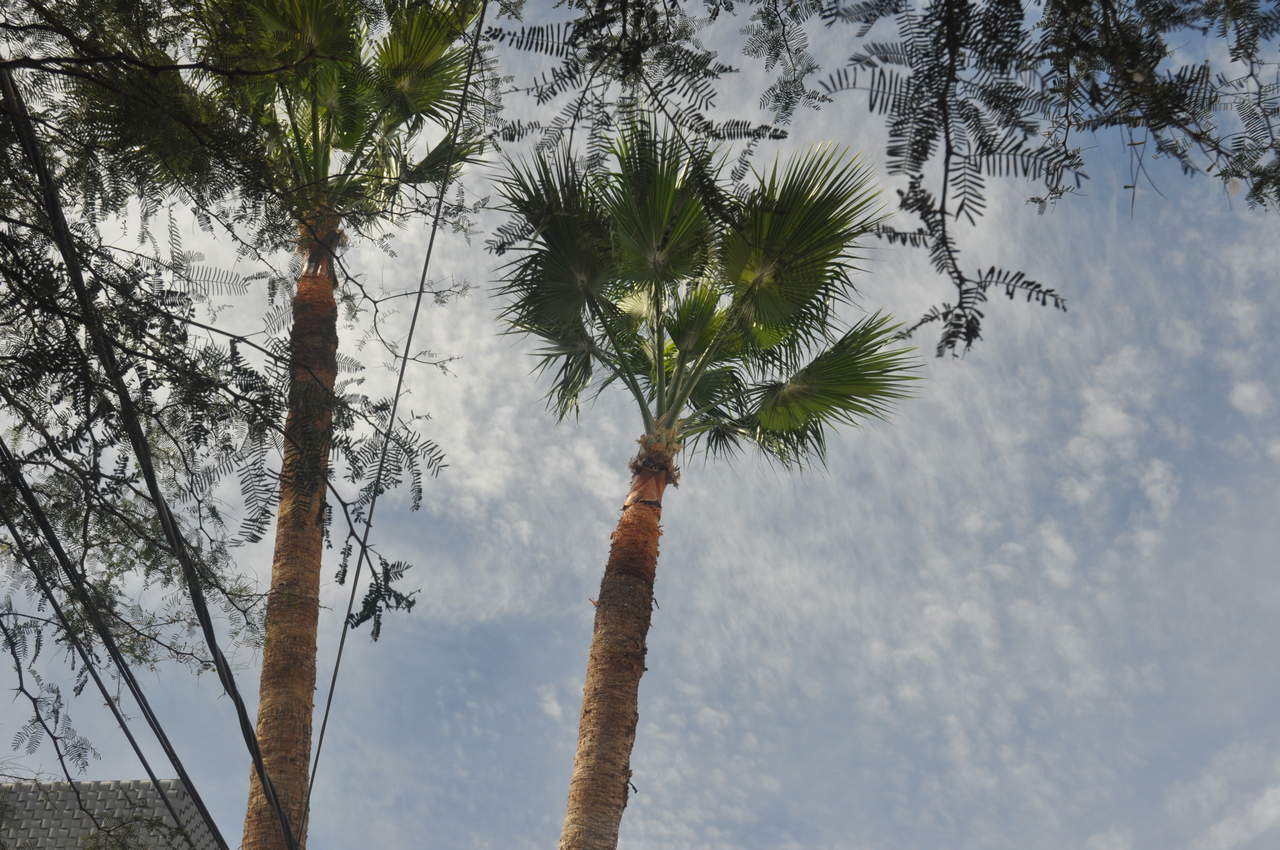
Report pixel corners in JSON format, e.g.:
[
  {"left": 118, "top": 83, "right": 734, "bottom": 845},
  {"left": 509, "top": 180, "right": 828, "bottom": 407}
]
[{"left": 5, "top": 6, "right": 1280, "bottom": 850}]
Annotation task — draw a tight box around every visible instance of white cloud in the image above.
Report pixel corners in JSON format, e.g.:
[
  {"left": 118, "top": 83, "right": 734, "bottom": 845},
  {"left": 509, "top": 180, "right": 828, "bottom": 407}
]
[
  {"left": 696, "top": 706, "right": 731, "bottom": 735},
  {"left": 1130, "top": 526, "right": 1164, "bottom": 558},
  {"left": 1141, "top": 459, "right": 1180, "bottom": 521},
  {"left": 961, "top": 509, "right": 997, "bottom": 536},
  {"left": 1229, "top": 381, "right": 1273, "bottom": 417},
  {"left": 1081, "top": 394, "right": 1139, "bottom": 440},
  {"left": 1194, "top": 785, "right": 1280, "bottom": 850},
  {"left": 1221, "top": 297, "right": 1261, "bottom": 340},
  {"left": 1086, "top": 828, "right": 1133, "bottom": 850},
  {"left": 1040, "top": 521, "right": 1078, "bottom": 588},
  {"left": 1215, "top": 349, "right": 1253, "bottom": 376},
  {"left": 1065, "top": 345, "right": 1161, "bottom": 473},
  {"left": 1060, "top": 472, "right": 1102, "bottom": 505},
  {"left": 538, "top": 684, "right": 563, "bottom": 721},
  {"left": 1159, "top": 317, "right": 1204, "bottom": 358}
]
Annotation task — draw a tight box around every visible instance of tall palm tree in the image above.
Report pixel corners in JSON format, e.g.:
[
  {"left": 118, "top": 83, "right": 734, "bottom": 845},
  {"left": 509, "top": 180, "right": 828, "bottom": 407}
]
[
  {"left": 496, "top": 120, "right": 919, "bottom": 850},
  {"left": 202, "top": 2, "right": 481, "bottom": 847}
]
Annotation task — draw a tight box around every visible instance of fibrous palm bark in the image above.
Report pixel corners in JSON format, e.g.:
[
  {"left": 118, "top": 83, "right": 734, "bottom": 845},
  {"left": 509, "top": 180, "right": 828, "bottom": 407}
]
[
  {"left": 243, "top": 223, "right": 340, "bottom": 850},
  {"left": 560, "top": 435, "right": 677, "bottom": 850}
]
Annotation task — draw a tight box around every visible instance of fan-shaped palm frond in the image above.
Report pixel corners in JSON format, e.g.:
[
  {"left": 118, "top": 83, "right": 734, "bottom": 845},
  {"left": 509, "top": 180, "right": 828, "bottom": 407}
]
[
  {"left": 739, "top": 313, "right": 914, "bottom": 464},
  {"left": 599, "top": 119, "right": 712, "bottom": 284},
  {"left": 372, "top": 4, "right": 471, "bottom": 126},
  {"left": 204, "top": 0, "right": 482, "bottom": 239},
  {"left": 496, "top": 116, "right": 919, "bottom": 465},
  {"left": 720, "top": 147, "right": 885, "bottom": 359},
  {"left": 495, "top": 150, "right": 612, "bottom": 335}
]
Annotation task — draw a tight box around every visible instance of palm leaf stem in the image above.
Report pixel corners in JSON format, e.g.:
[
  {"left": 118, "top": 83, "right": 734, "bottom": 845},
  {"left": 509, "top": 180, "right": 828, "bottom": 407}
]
[
  {"left": 662, "top": 271, "right": 784, "bottom": 422},
  {"left": 651, "top": 278, "right": 666, "bottom": 414},
  {"left": 659, "top": 313, "right": 730, "bottom": 425},
  {"left": 682, "top": 400, "right": 727, "bottom": 422},
  {"left": 310, "top": 83, "right": 322, "bottom": 191},
  {"left": 330, "top": 105, "right": 394, "bottom": 200},
  {"left": 587, "top": 295, "right": 656, "bottom": 433},
  {"left": 660, "top": 340, "right": 691, "bottom": 429},
  {"left": 331, "top": 139, "right": 376, "bottom": 199},
  {"left": 582, "top": 340, "right": 627, "bottom": 375},
  {"left": 279, "top": 85, "right": 312, "bottom": 187},
  {"left": 664, "top": 260, "right": 799, "bottom": 422},
  {"left": 684, "top": 420, "right": 751, "bottom": 440}
]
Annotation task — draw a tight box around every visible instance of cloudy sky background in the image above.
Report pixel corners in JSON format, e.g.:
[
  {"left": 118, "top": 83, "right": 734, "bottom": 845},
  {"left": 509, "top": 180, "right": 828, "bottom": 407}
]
[{"left": 5, "top": 5, "right": 1280, "bottom": 850}]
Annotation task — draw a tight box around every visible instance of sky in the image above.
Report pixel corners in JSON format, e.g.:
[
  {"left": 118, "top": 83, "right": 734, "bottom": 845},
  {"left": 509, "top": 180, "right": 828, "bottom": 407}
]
[{"left": 5, "top": 6, "right": 1280, "bottom": 850}]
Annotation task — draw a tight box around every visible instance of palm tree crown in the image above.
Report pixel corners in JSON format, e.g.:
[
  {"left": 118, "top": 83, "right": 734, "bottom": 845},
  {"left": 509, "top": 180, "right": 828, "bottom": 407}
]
[
  {"left": 496, "top": 120, "right": 918, "bottom": 466},
  {"left": 205, "top": 0, "right": 479, "bottom": 241}
]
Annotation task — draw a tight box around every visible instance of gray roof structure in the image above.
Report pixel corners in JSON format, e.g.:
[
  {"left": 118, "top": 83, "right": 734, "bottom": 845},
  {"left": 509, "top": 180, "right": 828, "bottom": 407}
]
[{"left": 0, "top": 779, "right": 220, "bottom": 850}]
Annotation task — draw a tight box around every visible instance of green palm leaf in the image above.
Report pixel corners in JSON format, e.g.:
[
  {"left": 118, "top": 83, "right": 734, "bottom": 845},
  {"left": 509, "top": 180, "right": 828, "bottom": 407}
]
[
  {"left": 201, "top": 0, "right": 478, "bottom": 236},
  {"left": 749, "top": 313, "right": 917, "bottom": 434},
  {"left": 530, "top": 329, "right": 596, "bottom": 420},
  {"left": 496, "top": 151, "right": 612, "bottom": 327},
  {"left": 663, "top": 282, "right": 725, "bottom": 357},
  {"left": 600, "top": 120, "right": 711, "bottom": 285},
  {"left": 372, "top": 5, "right": 467, "bottom": 125},
  {"left": 249, "top": 0, "right": 362, "bottom": 63},
  {"left": 400, "top": 131, "right": 482, "bottom": 185},
  {"left": 722, "top": 147, "right": 885, "bottom": 352},
  {"left": 496, "top": 149, "right": 624, "bottom": 418},
  {"left": 495, "top": 115, "right": 919, "bottom": 462}
]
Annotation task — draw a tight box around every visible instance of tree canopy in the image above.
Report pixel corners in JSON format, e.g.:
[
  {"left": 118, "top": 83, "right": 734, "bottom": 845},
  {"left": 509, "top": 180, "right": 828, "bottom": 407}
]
[
  {"left": 496, "top": 118, "right": 917, "bottom": 463},
  {"left": 490, "top": 0, "right": 1280, "bottom": 353}
]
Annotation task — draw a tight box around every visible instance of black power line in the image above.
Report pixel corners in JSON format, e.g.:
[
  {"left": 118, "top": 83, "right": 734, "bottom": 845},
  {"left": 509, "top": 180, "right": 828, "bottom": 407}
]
[
  {"left": 0, "top": 446, "right": 216, "bottom": 850},
  {"left": 0, "top": 63, "right": 299, "bottom": 850},
  {"left": 305, "top": 0, "right": 491, "bottom": 818}
]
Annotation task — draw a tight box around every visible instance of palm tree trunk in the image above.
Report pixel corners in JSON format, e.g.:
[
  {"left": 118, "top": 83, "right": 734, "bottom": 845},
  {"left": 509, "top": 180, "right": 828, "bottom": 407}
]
[
  {"left": 242, "top": 226, "right": 341, "bottom": 850},
  {"left": 559, "top": 442, "right": 676, "bottom": 850}
]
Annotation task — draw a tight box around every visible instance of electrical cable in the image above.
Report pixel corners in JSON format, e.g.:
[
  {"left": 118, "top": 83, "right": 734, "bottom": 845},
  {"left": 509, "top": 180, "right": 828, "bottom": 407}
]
[
  {"left": 0, "top": 64, "right": 299, "bottom": 850},
  {"left": 0, "top": 441, "right": 223, "bottom": 850},
  {"left": 0, "top": 485, "right": 209, "bottom": 850},
  {"left": 304, "top": 0, "right": 490, "bottom": 816}
]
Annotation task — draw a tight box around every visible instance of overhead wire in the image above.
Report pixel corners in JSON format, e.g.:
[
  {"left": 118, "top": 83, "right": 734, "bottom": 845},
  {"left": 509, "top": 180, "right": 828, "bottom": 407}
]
[
  {"left": 0, "top": 446, "right": 216, "bottom": 850},
  {"left": 304, "top": 0, "right": 491, "bottom": 817},
  {"left": 0, "top": 64, "right": 299, "bottom": 850}
]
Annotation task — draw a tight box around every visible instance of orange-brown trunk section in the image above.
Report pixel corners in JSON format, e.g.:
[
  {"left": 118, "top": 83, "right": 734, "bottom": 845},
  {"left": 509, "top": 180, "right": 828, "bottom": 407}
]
[
  {"left": 242, "top": 231, "right": 339, "bottom": 850},
  {"left": 558, "top": 462, "right": 671, "bottom": 850}
]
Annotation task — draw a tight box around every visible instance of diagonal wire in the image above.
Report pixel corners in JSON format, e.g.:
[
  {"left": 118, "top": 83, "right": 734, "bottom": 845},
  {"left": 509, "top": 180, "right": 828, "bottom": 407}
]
[
  {"left": 0, "top": 63, "right": 299, "bottom": 850},
  {"left": 0, "top": 489, "right": 207, "bottom": 850},
  {"left": 304, "top": 0, "right": 490, "bottom": 816},
  {"left": 0, "top": 441, "right": 219, "bottom": 850}
]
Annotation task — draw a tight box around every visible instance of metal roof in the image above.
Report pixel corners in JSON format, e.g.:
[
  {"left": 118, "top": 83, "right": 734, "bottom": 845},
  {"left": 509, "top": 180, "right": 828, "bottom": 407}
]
[{"left": 0, "top": 779, "right": 220, "bottom": 850}]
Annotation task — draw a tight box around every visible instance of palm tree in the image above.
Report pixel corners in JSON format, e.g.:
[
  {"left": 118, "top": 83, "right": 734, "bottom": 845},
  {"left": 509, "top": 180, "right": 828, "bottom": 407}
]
[
  {"left": 495, "top": 120, "right": 919, "bottom": 850},
  {"left": 200, "top": 2, "right": 481, "bottom": 847}
]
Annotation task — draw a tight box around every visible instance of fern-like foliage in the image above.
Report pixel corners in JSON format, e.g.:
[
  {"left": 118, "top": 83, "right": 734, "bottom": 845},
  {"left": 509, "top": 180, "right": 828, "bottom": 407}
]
[
  {"left": 523, "top": 0, "right": 1276, "bottom": 354},
  {"left": 0, "top": 227, "right": 273, "bottom": 671},
  {"left": 7, "top": 13, "right": 464, "bottom": 815},
  {"left": 486, "top": 0, "right": 788, "bottom": 190},
  {"left": 734, "top": 0, "right": 1278, "bottom": 352},
  {"left": 3, "top": 0, "right": 474, "bottom": 664}
]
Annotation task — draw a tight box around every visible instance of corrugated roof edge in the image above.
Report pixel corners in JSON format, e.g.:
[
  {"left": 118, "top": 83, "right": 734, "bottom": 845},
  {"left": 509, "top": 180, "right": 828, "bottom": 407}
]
[{"left": 0, "top": 779, "right": 220, "bottom": 850}]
